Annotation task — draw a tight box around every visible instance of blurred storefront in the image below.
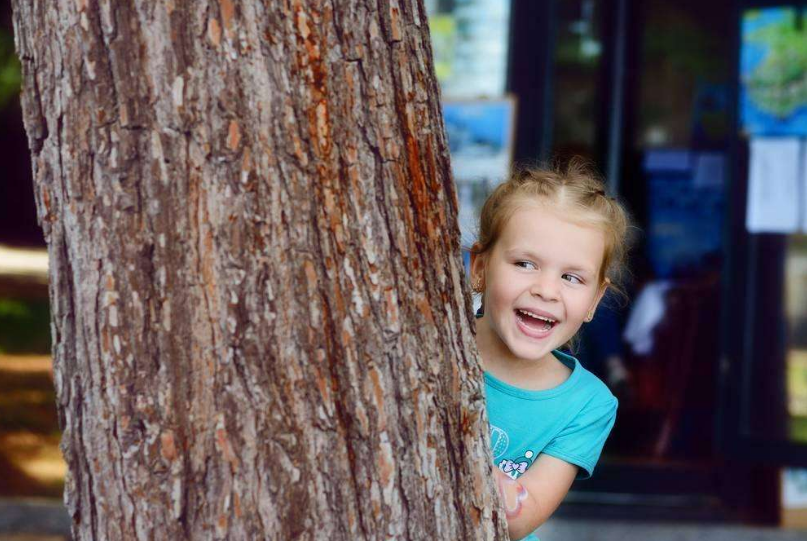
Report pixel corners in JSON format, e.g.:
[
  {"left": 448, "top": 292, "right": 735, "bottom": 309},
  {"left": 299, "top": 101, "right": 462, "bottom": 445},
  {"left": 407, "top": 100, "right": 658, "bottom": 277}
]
[{"left": 425, "top": 0, "right": 807, "bottom": 528}]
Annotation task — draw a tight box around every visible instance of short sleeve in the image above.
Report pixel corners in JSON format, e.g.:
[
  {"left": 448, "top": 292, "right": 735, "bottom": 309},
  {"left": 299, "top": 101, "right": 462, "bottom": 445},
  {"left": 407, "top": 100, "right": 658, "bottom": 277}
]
[{"left": 542, "top": 397, "right": 617, "bottom": 479}]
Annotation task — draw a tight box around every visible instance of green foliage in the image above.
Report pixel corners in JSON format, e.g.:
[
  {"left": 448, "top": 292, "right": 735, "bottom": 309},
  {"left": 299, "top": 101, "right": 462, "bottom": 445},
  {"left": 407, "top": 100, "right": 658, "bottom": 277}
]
[
  {"left": 0, "top": 298, "right": 51, "bottom": 354},
  {"left": 0, "top": 28, "right": 22, "bottom": 110}
]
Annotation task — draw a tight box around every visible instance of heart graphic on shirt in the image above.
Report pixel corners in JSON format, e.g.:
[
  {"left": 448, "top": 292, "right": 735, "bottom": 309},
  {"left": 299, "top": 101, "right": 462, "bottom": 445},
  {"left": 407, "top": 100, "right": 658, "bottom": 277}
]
[{"left": 490, "top": 425, "right": 509, "bottom": 460}]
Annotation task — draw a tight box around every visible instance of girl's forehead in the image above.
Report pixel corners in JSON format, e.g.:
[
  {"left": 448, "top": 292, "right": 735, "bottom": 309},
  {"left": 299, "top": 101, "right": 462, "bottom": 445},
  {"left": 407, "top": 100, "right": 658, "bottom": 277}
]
[
  {"left": 496, "top": 204, "right": 605, "bottom": 266},
  {"left": 502, "top": 203, "right": 602, "bottom": 237}
]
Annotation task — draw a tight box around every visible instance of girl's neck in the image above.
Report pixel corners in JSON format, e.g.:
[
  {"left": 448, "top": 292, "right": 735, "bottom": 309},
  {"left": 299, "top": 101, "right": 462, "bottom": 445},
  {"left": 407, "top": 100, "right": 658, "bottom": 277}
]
[{"left": 475, "top": 315, "right": 570, "bottom": 391}]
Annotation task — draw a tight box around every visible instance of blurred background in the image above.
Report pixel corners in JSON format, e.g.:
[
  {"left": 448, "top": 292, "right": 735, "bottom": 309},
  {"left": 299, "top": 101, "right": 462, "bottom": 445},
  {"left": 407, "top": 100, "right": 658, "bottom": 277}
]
[
  {"left": 2, "top": 0, "right": 807, "bottom": 539},
  {"left": 426, "top": 0, "right": 807, "bottom": 536}
]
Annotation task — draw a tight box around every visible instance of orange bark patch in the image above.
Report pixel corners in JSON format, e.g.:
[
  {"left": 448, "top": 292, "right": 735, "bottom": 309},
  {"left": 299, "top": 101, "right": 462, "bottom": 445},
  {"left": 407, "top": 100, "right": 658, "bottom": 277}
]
[
  {"left": 460, "top": 407, "right": 478, "bottom": 436},
  {"left": 233, "top": 492, "right": 242, "bottom": 518},
  {"left": 416, "top": 296, "right": 434, "bottom": 324},
  {"left": 303, "top": 260, "right": 318, "bottom": 290},
  {"left": 333, "top": 287, "right": 346, "bottom": 315},
  {"left": 377, "top": 446, "right": 393, "bottom": 488},
  {"left": 341, "top": 328, "right": 352, "bottom": 347},
  {"left": 368, "top": 368, "right": 384, "bottom": 410},
  {"left": 219, "top": 0, "right": 235, "bottom": 30},
  {"left": 405, "top": 134, "right": 434, "bottom": 241},
  {"left": 241, "top": 147, "right": 252, "bottom": 174},
  {"left": 215, "top": 427, "right": 240, "bottom": 472},
  {"left": 101, "top": 329, "right": 110, "bottom": 354},
  {"left": 295, "top": 9, "right": 311, "bottom": 39},
  {"left": 227, "top": 120, "right": 241, "bottom": 151},
  {"left": 389, "top": 6, "right": 402, "bottom": 41},
  {"left": 41, "top": 186, "right": 51, "bottom": 218},
  {"left": 160, "top": 430, "right": 178, "bottom": 461},
  {"left": 314, "top": 101, "right": 331, "bottom": 156},
  {"left": 368, "top": 368, "right": 386, "bottom": 431},
  {"left": 207, "top": 18, "right": 222, "bottom": 47},
  {"left": 345, "top": 144, "right": 358, "bottom": 164},
  {"left": 315, "top": 369, "right": 329, "bottom": 403}
]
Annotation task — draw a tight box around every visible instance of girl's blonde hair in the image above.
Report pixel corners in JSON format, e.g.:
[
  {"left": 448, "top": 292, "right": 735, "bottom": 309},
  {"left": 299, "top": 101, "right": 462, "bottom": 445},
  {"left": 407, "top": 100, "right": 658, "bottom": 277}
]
[{"left": 469, "top": 159, "right": 634, "bottom": 301}]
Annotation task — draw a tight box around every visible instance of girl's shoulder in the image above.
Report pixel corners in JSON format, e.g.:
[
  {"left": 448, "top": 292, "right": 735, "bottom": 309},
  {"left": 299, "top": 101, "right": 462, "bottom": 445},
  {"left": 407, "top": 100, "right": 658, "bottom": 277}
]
[
  {"left": 552, "top": 350, "right": 618, "bottom": 410},
  {"left": 483, "top": 350, "right": 616, "bottom": 410}
]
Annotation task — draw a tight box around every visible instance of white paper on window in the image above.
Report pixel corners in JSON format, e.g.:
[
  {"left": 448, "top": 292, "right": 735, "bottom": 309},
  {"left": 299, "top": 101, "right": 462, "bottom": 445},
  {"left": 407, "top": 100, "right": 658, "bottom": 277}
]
[{"left": 746, "top": 138, "right": 801, "bottom": 234}]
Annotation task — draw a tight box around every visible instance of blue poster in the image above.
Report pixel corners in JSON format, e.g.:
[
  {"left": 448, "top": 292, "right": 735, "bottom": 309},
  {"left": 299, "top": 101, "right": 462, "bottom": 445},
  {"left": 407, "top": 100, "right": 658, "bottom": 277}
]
[
  {"left": 741, "top": 8, "right": 807, "bottom": 136},
  {"left": 643, "top": 150, "right": 726, "bottom": 278}
]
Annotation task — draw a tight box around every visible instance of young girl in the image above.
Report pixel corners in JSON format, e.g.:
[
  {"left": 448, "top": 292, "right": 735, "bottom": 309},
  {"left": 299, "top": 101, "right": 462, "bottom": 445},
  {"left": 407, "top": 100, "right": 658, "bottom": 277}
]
[{"left": 469, "top": 161, "right": 631, "bottom": 541}]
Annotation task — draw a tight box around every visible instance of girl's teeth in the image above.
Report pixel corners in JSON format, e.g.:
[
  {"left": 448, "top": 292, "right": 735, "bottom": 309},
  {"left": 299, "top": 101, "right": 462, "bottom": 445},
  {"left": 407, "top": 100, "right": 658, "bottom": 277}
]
[{"left": 518, "top": 309, "right": 555, "bottom": 324}]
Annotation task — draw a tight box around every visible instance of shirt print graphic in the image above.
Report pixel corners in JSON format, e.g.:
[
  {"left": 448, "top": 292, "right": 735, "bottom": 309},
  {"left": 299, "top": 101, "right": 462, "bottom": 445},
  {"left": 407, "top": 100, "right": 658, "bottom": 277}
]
[{"left": 490, "top": 425, "right": 536, "bottom": 479}]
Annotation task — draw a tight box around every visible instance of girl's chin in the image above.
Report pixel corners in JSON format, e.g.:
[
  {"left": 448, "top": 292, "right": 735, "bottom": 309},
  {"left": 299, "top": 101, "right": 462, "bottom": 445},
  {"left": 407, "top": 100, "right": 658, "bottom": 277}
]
[{"left": 506, "top": 340, "right": 556, "bottom": 362}]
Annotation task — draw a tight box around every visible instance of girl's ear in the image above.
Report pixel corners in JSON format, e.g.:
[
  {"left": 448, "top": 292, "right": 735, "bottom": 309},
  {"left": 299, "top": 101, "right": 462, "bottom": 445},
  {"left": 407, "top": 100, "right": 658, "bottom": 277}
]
[
  {"left": 586, "top": 278, "right": 610, "bottom": 321},
  {"left": 469, "top": 247, "right": 486, "bottom": 288}
]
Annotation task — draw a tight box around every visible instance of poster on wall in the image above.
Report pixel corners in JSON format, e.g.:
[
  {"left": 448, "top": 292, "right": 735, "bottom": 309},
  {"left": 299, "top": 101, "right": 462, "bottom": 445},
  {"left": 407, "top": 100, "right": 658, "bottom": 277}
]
[
  {"left": 425, "top": 0, "right": 511, "bottom": 99},
  {"left": 442, "top": 98, "right": 516, "bottom": 250},
  {"left": 741, "top": 8, "right": 807, "bottom": 136}
]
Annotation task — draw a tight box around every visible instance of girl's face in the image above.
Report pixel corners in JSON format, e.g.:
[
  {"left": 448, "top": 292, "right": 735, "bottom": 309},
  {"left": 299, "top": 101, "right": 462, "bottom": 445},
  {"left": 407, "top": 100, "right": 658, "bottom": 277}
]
[{"left": 471, "top": 203, "right": 607, "bottom": 366}]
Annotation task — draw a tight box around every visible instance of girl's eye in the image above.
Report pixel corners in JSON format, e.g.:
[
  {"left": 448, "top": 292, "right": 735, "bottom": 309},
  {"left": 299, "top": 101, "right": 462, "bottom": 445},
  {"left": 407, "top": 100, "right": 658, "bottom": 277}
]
[
  {"left": 563, "top": 273, "right": 583, "bottom": 285},
  {"left": 515, "top": 261, "right": 537, "bottom": 270}
]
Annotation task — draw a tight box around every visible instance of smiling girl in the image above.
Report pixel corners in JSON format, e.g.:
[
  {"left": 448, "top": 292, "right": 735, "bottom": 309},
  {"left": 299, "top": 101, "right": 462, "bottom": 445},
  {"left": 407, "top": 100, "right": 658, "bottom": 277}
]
[{"left": 469, "top": 162, "right": 632, "bottom": 540}]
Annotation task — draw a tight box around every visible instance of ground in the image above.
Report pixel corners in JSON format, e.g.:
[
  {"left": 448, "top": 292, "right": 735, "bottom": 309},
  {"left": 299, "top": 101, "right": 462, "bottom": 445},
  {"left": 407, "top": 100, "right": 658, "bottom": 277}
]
[{"left": 0, "top": 354, "right": 64, "bottom": 499}]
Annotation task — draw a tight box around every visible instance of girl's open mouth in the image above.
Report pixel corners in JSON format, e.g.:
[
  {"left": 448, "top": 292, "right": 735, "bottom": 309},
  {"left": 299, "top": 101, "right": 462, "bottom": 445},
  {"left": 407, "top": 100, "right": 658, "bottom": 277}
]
[{"left": 515, "top": 309, "right": 558, "bottom": 338}]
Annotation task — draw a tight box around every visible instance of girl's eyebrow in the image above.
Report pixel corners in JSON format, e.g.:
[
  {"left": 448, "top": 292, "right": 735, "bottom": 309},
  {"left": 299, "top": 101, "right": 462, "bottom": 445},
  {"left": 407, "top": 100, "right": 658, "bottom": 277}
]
[
  {"left": 504, "top": 248, "right": 595, "bottom": 275},
  {"left": 565, "top": 266, "right": 595, "bottom": 276}
]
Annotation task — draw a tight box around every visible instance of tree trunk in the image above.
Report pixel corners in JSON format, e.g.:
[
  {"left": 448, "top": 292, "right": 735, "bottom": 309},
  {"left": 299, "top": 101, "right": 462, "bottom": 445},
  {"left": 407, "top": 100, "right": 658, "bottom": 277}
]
[{"left": 11, "top": 1, "right": 507, "bottom": 539}]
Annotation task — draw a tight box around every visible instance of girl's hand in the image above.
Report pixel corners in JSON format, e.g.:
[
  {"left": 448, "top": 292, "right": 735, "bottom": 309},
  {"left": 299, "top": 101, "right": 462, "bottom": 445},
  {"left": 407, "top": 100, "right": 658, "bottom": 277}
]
[{"left": 493, "top": 455, "right": 578, "bottom": 540}]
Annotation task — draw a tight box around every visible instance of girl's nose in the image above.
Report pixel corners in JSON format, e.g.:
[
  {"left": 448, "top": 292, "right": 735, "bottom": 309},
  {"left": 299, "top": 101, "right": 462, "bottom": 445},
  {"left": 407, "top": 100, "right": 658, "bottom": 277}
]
[{"left": 530, "top": 273, "right": 560, "bottom": 301}]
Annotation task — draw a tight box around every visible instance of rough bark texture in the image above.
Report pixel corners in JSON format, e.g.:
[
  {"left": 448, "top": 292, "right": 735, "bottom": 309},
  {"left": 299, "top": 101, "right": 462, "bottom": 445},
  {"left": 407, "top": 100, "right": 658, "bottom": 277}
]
[{"left": 12, "top": 0, "right": 507, "bottom": 540}]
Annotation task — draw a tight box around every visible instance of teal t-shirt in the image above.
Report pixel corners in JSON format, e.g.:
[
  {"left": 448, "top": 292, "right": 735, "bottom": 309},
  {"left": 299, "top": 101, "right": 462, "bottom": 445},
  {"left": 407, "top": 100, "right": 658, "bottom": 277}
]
[{"left": 486, "top": 349, "right": 617, "bottom": 541}]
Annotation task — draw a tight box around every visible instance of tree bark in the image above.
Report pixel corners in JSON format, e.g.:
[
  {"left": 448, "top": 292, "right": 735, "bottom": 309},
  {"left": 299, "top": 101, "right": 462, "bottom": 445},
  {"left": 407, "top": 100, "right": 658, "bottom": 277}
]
[{"left": 12, "top": 0, "right": 507, "bottom": 539}]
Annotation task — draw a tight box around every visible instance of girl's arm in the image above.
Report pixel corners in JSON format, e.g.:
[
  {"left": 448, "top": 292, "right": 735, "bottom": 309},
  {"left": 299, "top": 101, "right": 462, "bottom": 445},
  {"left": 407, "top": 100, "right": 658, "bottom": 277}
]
[{"left": 494, "top": 454, "right": 577, "bottom": 540}]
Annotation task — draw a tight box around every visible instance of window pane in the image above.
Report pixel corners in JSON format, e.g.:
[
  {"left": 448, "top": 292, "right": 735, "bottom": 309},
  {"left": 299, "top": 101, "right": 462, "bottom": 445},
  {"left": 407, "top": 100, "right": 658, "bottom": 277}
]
[{"left": 552, "top": 0, "right": 602, "bottom": 163}]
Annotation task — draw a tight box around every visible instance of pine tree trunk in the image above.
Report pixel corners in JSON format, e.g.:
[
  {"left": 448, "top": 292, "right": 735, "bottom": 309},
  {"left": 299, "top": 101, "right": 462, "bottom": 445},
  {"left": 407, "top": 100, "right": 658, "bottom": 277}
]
[{"left": 11, "top": 0, "right": 507, "bottom": 539}]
